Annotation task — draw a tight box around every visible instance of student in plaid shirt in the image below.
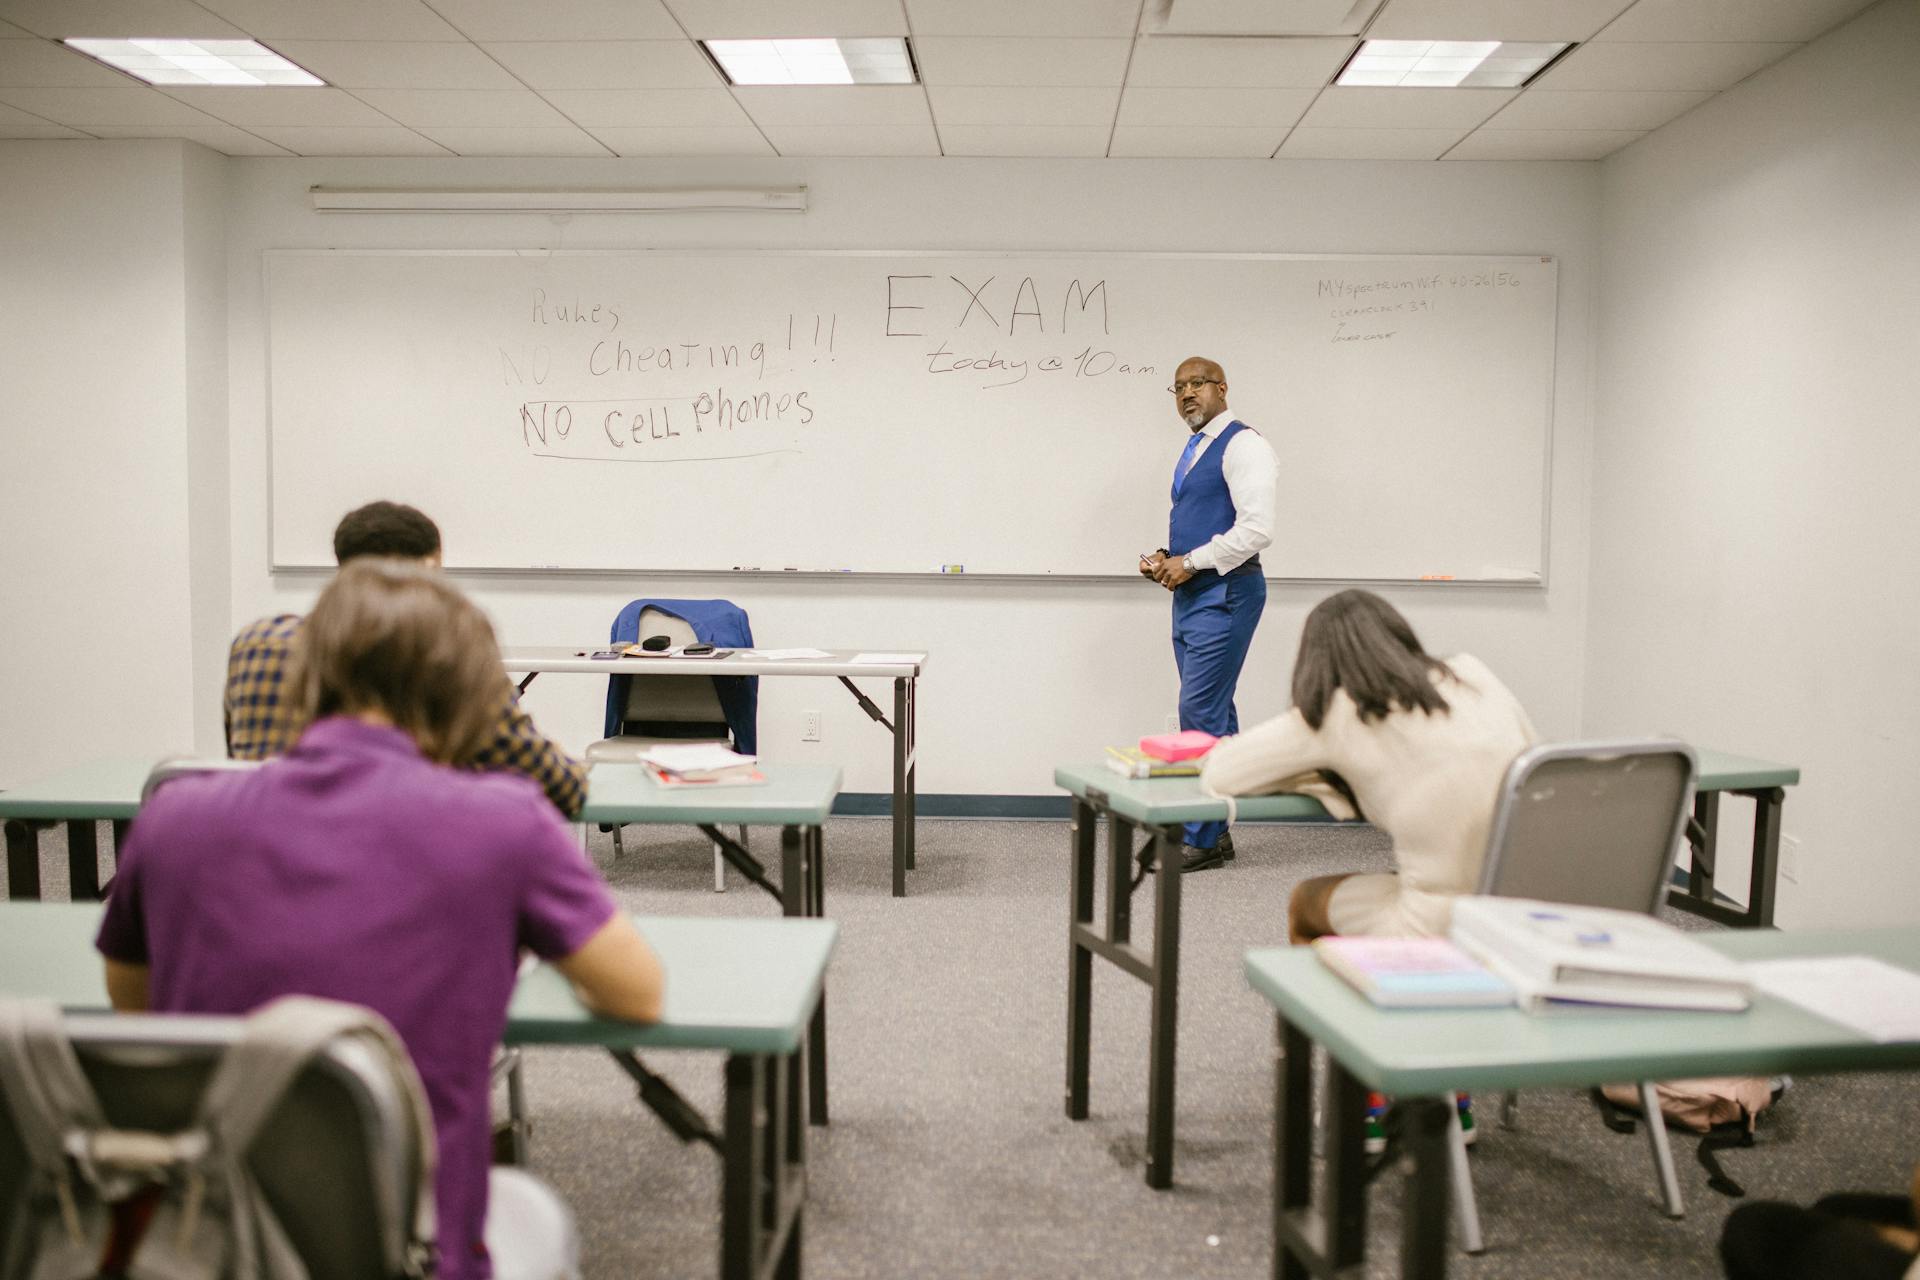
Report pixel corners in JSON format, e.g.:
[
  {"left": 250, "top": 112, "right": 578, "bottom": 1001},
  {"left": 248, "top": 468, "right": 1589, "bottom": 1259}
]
[{"left": 224, "top": 501, "right": 588, "bottom": 817}]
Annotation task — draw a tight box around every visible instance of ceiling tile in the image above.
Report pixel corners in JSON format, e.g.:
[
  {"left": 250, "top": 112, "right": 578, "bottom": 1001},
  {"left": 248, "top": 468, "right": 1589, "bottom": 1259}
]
[
  {"left": 0, "top": 84, "right": 218, "bottom": 125},
  {"left": 159, "top": 86, "right": 393, "bottom": 127},
  {"left": 1297, "top": 85, "right": 1513, "bottom": 128},
  {"left": 587, "top": 124, "right": 774, "bottom": 154},
  {"left": 1117, "top": 85, "right": 1315, "bottom": 126},
  {"left": 1537, "top": 41, "right": 1800, "bottom": 91},
  {"left": 265, "top": 41, "right": 518, "bottom": 89},
  {"left": 1369, "top": 0, "right": 1632, "bottom": 42},
  {"left": 0, "top": 0, "right": 244, "bottom": 39},
  {"left": 483, "top": 40, "right": 722, "bottom": 90},
  {"left": 1108, "top": 124, "right": 1283, "bottom": 157},
  {"left": 350, "top": 88, "right": 572, "bottom": 127},
  {"left": 1595, "top": 0, "right": 1879, "bottom": 43},
  {"left": 244, "top": 124, "right": 450, "bottom": 154},
  {"left": 905, "top": 0, "right": 1140, "bottom": 38},
  {"left": 423, "top": 0, "right": 683, "bottom": 41},
  {"left": 913, "top": 37, "right": 1129, "bottom": 86},
  {"left": 939, "top": 124, "right": 1109, "bottom": 155},
  {"left": 663, "top": 0, "right": 908, "bottom": 39},
  {"left": 928, "top": 85, "right": 1116, "bottom": 126},
  {"left": 1277, "top": 125, "right": 1468, "bottom": 158},
  {"left": 89, "top": 121, "right": 292, "bottom": 153},
  {"left": 1481, "top": 88, "right": 1710, "bottom": 130},
  {"left": 539, "top": 87, "right": 752, "bottom": 126},
  {"left": 412, "top": 124, "right": 612, "bottom": 155},
  {"left": 192, "top": 0, "right": 464, "bottom": 41},
  {"left": 0, "top": 37, "right": 137, "bottom": 87},
  {"left": 733, "top": 84, "right": 931, "bottom": 126},
  {"left": 1126, "top": 35, "right": 1353, "bottom": 86},
  {"left": 1444, "top": 126, "right": 1643, "bottom": 159},
  {"left": 0, "top": 97, "right": 87, "bottom": 133},
  {"left": 757, "top": 121, "right": 940, "bottom": 155}
]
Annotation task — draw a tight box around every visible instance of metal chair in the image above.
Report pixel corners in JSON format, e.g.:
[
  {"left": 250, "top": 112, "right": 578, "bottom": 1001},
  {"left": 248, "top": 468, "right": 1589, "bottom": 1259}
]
[
  {"left": 0, "top": 1007, "right": 431, "bottom": 1280},
  {"left": 1450, "top": 738, "right": 1699, "bottom": 1244},
  {"left": 589, "top": 605, "right": 748, "bottom": 892}
]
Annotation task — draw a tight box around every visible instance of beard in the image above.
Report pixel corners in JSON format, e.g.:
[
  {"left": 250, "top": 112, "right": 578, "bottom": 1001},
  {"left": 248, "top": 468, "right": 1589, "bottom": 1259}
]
[{"left": 1181, "top": 405, "right": 1209, "bottom": 428}]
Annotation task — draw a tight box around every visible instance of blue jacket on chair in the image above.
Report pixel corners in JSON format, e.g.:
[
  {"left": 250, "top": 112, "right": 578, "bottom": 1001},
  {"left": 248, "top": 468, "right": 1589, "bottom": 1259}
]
[{"left": 603, "top": 598, "right": 757, "bottom": 753}]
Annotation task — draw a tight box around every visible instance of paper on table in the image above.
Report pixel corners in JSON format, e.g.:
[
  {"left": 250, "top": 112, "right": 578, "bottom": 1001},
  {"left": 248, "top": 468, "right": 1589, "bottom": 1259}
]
[
  {"left": 850, "top": 652, "right": 925, "bottom": 665},
  {"left": 1747, "top": 956, "right": 1920, "bottom": 1043},
  {"left": 754, "top": 648, "right": 833, "bottom": 660}
]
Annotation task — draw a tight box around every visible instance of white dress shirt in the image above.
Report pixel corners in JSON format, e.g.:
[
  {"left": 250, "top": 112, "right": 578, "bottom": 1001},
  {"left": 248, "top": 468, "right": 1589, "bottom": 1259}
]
[{"left": 1180, "top": 409, "right": 1279, "bottom": 574}]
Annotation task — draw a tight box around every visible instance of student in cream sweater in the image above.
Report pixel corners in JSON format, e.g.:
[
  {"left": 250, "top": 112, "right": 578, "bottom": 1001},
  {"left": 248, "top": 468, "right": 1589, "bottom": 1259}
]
[{"left": 1200, "top": 589, "right": 1536, "bottom": 942}]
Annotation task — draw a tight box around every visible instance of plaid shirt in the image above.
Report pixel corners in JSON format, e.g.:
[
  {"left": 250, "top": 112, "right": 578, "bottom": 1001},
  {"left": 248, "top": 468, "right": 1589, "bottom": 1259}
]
[{"left": 223, "top": 614, "right": 589, "bottom": 818}]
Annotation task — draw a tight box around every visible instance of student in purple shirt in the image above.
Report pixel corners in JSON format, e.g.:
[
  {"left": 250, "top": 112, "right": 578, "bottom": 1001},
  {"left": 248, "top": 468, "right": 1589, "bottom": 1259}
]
[{"left": 96, "top": 558, "right": 664, "bottom": 1280}]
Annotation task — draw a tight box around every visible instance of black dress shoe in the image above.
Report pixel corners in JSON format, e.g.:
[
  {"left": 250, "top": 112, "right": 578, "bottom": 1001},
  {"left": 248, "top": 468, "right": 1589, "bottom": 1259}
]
[
  {"left": 1178, "top": 844, "right": 1228, "bottom": 873},
  {"left": 1216, "top": 832, "right": 1236, "bottom": 862}
]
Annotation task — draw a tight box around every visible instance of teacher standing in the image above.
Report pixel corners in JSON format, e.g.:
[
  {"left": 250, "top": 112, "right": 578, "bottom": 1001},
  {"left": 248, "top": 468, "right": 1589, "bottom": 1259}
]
[{"left": 1139, "top": 356, "right": 1279, "bottom": 872}]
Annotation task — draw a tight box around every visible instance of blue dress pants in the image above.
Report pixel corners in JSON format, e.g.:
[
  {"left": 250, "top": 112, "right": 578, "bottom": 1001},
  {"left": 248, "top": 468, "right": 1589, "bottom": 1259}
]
[{"left": 1172, "top": 568, "right": 1267, "bottom": 850}]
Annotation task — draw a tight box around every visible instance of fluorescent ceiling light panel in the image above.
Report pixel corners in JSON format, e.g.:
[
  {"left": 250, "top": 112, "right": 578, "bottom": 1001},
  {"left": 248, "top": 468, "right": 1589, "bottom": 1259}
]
[
  {"left": 704, "top": 38, "right": 915, "bottom": 86},
  {"left": 64, "top": 38, "right": 323, "bottom": 87},
  {"left": 1337, "top": 40, "right": 1569, "bottom": 88}
]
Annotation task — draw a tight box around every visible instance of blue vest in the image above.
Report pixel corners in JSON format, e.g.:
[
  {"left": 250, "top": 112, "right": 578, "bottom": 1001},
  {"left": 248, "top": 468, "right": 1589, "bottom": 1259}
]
[{"left": 1169, "top": 419, "right": 1261, "bottom": 576}]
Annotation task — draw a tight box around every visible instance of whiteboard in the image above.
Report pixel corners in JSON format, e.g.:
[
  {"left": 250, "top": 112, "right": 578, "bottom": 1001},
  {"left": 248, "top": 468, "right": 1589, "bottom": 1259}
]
[{"left": 266, "top": 250, "right": 1555, "bottom": 581}]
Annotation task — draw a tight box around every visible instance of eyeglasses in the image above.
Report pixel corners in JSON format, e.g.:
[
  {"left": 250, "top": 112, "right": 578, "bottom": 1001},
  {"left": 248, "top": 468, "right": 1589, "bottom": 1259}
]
[{"left": 1168, "top": 378, "right": 1221, "bottom": 394}]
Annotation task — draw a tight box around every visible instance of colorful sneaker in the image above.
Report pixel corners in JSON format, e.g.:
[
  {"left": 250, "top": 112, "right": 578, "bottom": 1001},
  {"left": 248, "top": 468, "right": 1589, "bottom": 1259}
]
[
  {"left": 1455, "top": 1092, "right": 1477, "bottom": 1146},
  {"left": 1364, "top": 1092, "right": 1389, "bottom": 1155}
]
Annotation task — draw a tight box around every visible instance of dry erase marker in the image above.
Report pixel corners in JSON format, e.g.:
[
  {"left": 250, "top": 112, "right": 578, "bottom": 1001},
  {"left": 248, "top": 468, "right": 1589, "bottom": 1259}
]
[
  {"left": 941, "top": 564, "right": 965, "bottom": 574},
  {"left": 1420, "top": 573, "right": 1454, "bottom": 581}
]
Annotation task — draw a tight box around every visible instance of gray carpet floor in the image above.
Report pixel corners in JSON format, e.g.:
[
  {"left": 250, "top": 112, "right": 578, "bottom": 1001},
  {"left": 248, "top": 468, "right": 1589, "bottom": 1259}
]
[
  {"left": 537, "top": 818, "right": 1915, "bottom": 1280},
  {"left": 26, "top": 818, "right": 1916, "bottom": 1278}
]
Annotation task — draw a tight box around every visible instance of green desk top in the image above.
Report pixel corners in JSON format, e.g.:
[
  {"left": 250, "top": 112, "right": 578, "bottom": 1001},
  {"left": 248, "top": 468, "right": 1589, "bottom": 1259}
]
[
  {"left": 0, "top": 757, "right": 151, "bottom": 821},
  {"left": 580, "top": 762, "right": 841, "bottom": 827},
  {"left": 1052, "top": 763, "right": 1335, "bottom": 825},
  {"left": 0, "top": 903, "right": 836, "bottom": 1057},
  {"left": 1244, "top": 927, "right": 1920, "bottom": 1095},
  {"left": 1054, "top": 747, "right": 1799, "bottom": 828},
  {"left": 0, "top": 757, "right": 844, "bottom": 831}
]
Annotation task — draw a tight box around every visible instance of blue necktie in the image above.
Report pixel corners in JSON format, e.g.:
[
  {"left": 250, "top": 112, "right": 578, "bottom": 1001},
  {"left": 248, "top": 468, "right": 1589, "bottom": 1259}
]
[{"left": 1173, "top": 432, "right": 1204, "bottom": 494}]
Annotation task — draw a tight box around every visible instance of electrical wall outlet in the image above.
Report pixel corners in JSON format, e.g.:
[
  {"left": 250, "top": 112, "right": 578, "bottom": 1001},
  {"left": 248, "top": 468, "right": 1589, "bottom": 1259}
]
[
  {"left": 1164, "top": 714, "right": 1180, "bottom": 733},
  {"left": 1779, "top": 833, "right": 1801, "bottom": 883},
  {"left": 802, "top": 710, "right": 822, "bottom": 742}
]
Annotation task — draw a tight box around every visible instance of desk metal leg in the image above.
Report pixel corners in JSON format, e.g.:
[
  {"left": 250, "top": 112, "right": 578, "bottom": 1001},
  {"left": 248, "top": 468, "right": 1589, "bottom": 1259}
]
[
  {"left": 720, "top": 1051, "right": 807, "bottom": 1280},
  {"left": 1670, "top": 787, "right": 1783, "bottom": 929},
  {"left": 781, "top": 826, "right": 830, "bottom": 1127},
  {"left": 1398, "top": 1097, "right": 1453, "bottom": 1280},
  {"left": 65, "top": 820, "right": 101, "bottom": 901},
  {"left": 1145, "top": 824, "right": 1182, "bottom": 1190},
  {"left": 1746, "top": 787, "right": 1783, "bottom": 928},
  {"left": 1065, "top": 800, "right": 1096, "bottom": 1121},
  {"left": 1274, "top": 1020, "right": 1367, "bottom": 1280},
  {"left": 5, "top": 819, "right": 42, "bottom": 901},
  {"left": 893, "top": 675, "right": 917, "bottom": 894},
  {"left": 1274, "top": 1019, "right": 1312, "bottom": 1280}
]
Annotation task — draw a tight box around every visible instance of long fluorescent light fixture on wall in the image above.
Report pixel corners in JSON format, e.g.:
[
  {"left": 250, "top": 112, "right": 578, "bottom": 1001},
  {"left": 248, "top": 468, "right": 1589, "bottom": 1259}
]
[{"left": 308, "top": 187, "right": 808, "bottom": 214}]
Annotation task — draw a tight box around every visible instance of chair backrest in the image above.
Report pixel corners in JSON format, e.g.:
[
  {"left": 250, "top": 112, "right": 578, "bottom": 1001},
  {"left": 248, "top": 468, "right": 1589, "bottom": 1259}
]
[
  {"left": 620, "top": 606, "right": 728, "bottom": 728},
  {"left": 0, "top": 1009, "right": 429, "bottom": 1280},
  {"left": 1475, "top": 739, "right": 1697, "bottom": 916}
]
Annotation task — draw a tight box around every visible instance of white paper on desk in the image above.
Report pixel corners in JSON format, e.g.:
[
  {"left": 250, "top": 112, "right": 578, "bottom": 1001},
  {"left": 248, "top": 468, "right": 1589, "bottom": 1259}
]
[
  {"left": 754, "top": 648, "right": 833, "bottom": 660},
  {"left": 850, "top": 652, "right": 925, "bottom": 665},
  {"left": 1747, "top": 956, "right": 1920, "bottom": 1042}
]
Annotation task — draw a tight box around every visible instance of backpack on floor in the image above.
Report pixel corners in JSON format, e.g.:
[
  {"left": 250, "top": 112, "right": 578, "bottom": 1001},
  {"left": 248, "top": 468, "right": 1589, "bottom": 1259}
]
[
  {"left": 0, "top": 995, "right": 437, "bottom": 1280},
  {"left": 1595, "top": 1076, "right": 1780, "bottom": 1197}
]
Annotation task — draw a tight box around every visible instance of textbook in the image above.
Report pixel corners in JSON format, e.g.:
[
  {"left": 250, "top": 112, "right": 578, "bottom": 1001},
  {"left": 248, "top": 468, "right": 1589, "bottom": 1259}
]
[
  {"left": 1311, "top": 936, "right": 1515, "bottom": 1009},
  {"left": 637, "top": 744, "right": 763, "bottom": 786},
  {"left": 1450, "top": 897, "right": 1753, "bottom": 1013},
  {"left": 1104, "top": 745, "right": 1201, "bottom": 780}
]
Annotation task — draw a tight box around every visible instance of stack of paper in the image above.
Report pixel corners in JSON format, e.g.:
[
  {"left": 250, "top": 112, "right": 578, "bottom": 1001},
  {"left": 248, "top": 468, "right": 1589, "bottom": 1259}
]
[
  {"left": 1450, "top": 897, "right": 1753, "bottom": 1013},
  {"left": 1312, "top": 935, "right": 1514, "bottom": 1009},
  {"left": 637, "top": 744, "right": 764, "bottom": 787},
  {"left": 1103, "top": 745, "right": 1200, "bottom": 780}
]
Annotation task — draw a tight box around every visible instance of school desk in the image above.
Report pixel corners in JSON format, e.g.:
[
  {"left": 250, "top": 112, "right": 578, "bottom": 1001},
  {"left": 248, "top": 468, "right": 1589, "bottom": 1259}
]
[
  {"left": 0, "top": 901, "right": 837, "bottom": 1280},
  {"left": 504, "top": 646, "right": 924, "bottom": 896},
  {"left": 1052, "top": 748, "right": 1802, "bottom": 1190},
  {"left": 1245, "top": 925, "right": 1920, "bottom": 1280}
]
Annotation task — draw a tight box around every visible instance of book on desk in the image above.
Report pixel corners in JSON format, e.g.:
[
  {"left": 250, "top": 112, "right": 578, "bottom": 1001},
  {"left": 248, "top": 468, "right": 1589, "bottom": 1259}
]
[
  {"left": 1103, "top": 745, "right": 1201, "bottom": 780},
  {"left": 1451, "top": 897, "right": 1753, "bottom": 1013},
  {"left": 1312, "top": 936, "right": 1515, "bottom": 1009},
  {"left": 639, "top": 744, "right": 766, "bottom": 787}
]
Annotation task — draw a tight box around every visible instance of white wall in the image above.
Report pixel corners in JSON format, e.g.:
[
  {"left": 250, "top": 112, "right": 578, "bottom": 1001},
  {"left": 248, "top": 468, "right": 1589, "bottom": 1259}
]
[
  {"left": 1589, "top": 0, "right": 1920, "bottom": 926},
  {"left": 0, "top": 141, "right": 211, "bottom": 787},
  {"left": 222, "top": 157, "right": 1599, "bottom": 796}
]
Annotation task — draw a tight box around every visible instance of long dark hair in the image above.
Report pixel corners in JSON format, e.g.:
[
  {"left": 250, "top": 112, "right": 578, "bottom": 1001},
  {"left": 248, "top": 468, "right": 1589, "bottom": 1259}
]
[{"left": 1290, "top": 589, "right": 1456, "bottom": 730}]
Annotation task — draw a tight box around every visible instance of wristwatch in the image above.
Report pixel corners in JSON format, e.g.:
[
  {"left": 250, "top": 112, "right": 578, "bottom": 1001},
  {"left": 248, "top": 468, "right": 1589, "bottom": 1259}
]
[{"left": 1182, "top": 555, "right": 1196, "bottom": 573}]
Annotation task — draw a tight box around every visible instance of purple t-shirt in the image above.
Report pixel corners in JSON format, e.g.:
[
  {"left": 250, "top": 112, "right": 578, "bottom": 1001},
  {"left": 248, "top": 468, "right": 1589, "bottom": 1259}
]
[{"left": 96, "top": 717, "right": 617, "bottom": 1280}]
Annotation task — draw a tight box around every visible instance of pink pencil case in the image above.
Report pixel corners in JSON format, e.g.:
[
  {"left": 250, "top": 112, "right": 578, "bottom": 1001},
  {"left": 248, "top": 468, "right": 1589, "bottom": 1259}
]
[{"left": 1138, "top": 730, "right": 1218, "bottom": 762}]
